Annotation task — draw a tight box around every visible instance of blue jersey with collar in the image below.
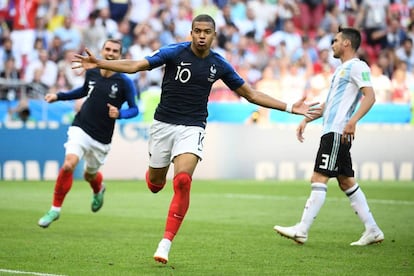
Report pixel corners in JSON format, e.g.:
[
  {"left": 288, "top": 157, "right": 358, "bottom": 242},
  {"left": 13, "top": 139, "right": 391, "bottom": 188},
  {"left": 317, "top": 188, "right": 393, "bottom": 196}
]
[
  {"left": 57, "top": 68, "right": 138, "bottom": 144},
  {"left": 145, "top": 41, "right": 244, "bottom": 128}
]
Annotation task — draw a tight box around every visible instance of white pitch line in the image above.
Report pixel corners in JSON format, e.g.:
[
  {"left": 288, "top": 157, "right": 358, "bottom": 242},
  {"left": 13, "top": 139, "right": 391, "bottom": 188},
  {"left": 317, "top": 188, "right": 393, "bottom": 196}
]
[
  {"left": 221, "top": 193, "right": 414, "bottom": 205},
  {"left": 0, "top": 269, "right": 67, "bottom": 276}
]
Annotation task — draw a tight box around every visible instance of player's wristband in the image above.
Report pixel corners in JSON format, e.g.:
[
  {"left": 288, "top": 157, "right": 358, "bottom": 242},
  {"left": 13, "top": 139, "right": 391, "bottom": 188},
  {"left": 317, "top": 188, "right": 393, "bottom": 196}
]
[{"left": 285, "top": 103, "right": 293, "bottom": 113}]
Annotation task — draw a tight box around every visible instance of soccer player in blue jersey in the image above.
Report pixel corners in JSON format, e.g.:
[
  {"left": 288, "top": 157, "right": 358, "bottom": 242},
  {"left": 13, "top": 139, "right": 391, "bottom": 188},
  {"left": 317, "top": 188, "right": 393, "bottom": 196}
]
[
  {"left": 73, "top": 14, "right": 319, "bottom": 264},
  {"left": 38, "top": 39, "right": 139, "bottom": 228},
  {"left": 274, "top": 26, "right": 384, "bottom": 246}
]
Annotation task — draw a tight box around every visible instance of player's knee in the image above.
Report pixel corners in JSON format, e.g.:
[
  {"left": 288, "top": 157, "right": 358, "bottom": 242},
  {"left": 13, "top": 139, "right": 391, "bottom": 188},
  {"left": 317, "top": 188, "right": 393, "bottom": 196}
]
[
  {"left": 173, "top": 172, "right": 192, "bottom": 192},
  {"left": 146, "top": 170, "right": 166, "bottom": 193},
  {"left": 61, "top": 161, "right": 75, "bottom": 172},
  {"left": 83, "top": 172, "right": 95, "bottom": 182}
]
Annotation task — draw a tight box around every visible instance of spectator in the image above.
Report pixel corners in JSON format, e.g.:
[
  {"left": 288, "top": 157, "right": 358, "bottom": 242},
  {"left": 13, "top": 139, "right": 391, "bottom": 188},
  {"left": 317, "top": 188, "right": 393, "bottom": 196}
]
[
  {"left": 265, "top": 19, "right": 303, "bottom": 59},
  {"left": 389, "top": 0, "right": 412, "bottom": 29},
  {"left": 108, "top": 0, "right": 129, "bottom": 23},
  {"left": 0, "top": 37, "right": 22, "bottom": 73},
  {"left": 254, "top": 63, "right": 282, "bottom": 123},
  {"left": 127, "top": 0, "right": 154, "bottom": 37},
  {"left": 24, "top": 49, "right": 58, "bottom": 93},
  {"left": 82, "top": 10, "right": 108, "bottom": 55},
  {"left": 53, "top": 15, "right": 82, "bottom": 52},
  {"left": 294, "top": 0, "right": 325, "bottom": 34},
  {"left": 354, "top": 0, "right": 389, "bottom": 59},
  {"left": 370, "top": 62, "right": 393, "bottom": 103},
  {"left": 34, "top": 16, "right": 53, "bottom": 50},
  {"left": 10, "top": 0, "right": 40, "bottom": 59},
  {"left": 48, "top": 35, "right": 65, "bottom": 63},
  {"left": 129, "top": 27, "right": 154, "bottom": 61},
  {"left": 233, "top": 5, "right": 266, "bottom": 43},
  {"left": 306, "top": 63, "right": 332, "bottom": 103},
  {"left": 386, "top": 17, "right": 407, "bottom": 49},
  {"left": 57, "top": 49, "right": 85, "bottom": 89},
  {"left": 391, "top": 61, "right": 413, "bottom": 103},
  {"left": 319, "top": 2, "right": 348, "bottom": 36},
  {"left": 70, "top": 0, "right": 100, "bottom": 28},
  {"left": 117, "top": 19, "right": 134, "bottom": 53},
  {"left": 173, "top": 3, "right": 193, "bottom": 41},
  {"left": 377, "top": 49, "right": 396, "bottom": 78},
  {"left": 0, "top": 57, "right": 21, "bottom": 100},
  {"left": 96, "top": 7, "right": 121, "bottom": 39},
  {"left": 313, "top": 48, "right": 336, "bottom": 74},
  {"left": 395, "top": 37, "right": 414, "bottom": 71},
  {"left": 272, "top": 0, "right": 298, "bottom": 32}
]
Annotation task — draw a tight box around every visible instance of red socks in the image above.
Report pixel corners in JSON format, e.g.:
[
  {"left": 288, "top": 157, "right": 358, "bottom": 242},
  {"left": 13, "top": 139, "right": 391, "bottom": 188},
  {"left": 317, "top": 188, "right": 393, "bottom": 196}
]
[
  {"left": 146, "top": 170, "right": 166, "bottom": 193},
  {"left": 86, "top": 171, "right": 103, "bottom": 194},
  {"left": 164, "top": 172, "right": 192, "bottom": 241},
  {"left": 52, "top": 169, "right": 73, "bottom": 207}
]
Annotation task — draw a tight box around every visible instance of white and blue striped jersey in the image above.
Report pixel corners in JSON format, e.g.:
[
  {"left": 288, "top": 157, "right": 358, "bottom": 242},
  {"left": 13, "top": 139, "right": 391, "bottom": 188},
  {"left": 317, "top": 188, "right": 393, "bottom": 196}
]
[{"left": 322, "top": 58, "right": 372, "bottom": 136}]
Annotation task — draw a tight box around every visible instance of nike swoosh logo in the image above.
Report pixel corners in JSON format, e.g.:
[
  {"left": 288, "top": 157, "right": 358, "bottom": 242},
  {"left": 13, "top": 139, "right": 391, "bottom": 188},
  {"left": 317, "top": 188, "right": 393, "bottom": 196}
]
[
  {"left": 173, "top": 213, "right": 183, "bottom": 219},
  {"left": 180, "top": 62, "right": 192, "bottom": 66}
]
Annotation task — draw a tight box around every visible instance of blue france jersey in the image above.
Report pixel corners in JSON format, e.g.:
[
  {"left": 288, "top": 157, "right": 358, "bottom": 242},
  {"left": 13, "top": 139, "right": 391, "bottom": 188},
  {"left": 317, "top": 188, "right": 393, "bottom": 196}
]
[
  {"left": 145, "top": 41, "right": 244, "bottom": 128},
  {"left": 58, "top": 68, "right": 138, "bottom": 144}
]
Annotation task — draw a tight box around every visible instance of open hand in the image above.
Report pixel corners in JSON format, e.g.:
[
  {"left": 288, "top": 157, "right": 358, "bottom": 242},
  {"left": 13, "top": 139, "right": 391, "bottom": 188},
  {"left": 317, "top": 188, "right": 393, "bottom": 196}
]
[
  {"left": 72, "top": 48, "right": 99, "bottom": 73},
  {"left": 292, "top": 96, "right": 322, "bottom": 120}
]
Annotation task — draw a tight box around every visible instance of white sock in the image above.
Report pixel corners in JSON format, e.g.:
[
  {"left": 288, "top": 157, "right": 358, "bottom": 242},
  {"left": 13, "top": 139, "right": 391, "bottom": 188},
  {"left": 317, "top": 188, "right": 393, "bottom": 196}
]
[
  {"left": 51, "top": 206, "right": 61, "bottom": 212},
  {"left": 345, "top": 183, "right": 377, "bottom": 230},
  {"left": 159, "top": 238, "right": 172, "bottom": 249},
  {"left": 298, "top": 182, "right": 327, "bottom": 232}
]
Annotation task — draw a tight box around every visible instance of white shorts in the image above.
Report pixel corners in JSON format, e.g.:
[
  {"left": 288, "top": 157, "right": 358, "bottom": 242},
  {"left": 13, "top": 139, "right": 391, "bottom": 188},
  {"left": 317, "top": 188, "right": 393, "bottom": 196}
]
[
  {"left": 148, "top": 120, "right": 206, "bottom": 168},
  {"left": 64, "top": 126, "right": 111, "bottom": 174}
]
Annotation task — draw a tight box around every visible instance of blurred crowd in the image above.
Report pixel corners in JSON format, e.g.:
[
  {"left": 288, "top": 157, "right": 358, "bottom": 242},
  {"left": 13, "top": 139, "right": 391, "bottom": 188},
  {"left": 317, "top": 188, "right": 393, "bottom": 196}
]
[{"left": 0, "top": 0, "right": 414, "bottom": 122}]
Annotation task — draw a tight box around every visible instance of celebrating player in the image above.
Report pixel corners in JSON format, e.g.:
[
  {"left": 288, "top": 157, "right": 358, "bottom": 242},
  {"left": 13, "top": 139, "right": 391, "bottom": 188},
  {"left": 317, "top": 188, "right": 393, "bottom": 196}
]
[
  {"left": 72, "top": 14, "right": 320, "bottom": 264},
  {"left": 38, "top": 39, "right": 139, "bottom": 228}
]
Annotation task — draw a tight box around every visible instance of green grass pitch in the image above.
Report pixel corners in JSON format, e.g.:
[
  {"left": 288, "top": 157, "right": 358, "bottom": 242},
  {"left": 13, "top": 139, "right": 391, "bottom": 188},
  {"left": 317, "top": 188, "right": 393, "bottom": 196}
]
[{"left": 0, "top": 180, "right": 413, "bottom": 275}]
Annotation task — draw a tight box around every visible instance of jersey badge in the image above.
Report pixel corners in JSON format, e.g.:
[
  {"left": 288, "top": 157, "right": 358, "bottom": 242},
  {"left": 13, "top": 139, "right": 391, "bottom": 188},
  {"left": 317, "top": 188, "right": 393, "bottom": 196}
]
[
  {"left": 109, "top": 84, "right": 118, "bottom": 98},
  {"left": 208, "top": 64, "right": 217, "bottom": 82}
]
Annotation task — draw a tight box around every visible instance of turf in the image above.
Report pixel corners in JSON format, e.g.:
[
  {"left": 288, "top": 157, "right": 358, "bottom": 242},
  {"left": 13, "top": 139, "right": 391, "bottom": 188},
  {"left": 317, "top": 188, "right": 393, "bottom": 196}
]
[{"left": 0, "top": 180, "right": 413, "bottom": 276}]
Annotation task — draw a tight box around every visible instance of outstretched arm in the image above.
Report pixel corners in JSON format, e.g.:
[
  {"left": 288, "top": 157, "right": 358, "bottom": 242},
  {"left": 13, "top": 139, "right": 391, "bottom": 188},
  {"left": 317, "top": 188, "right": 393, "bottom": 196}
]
[
  {"left": 72, "top": 48, "right": 151, "bottom": 74},
  {"left": 233, "top": 83, "right": 321, "bottom": 119}
]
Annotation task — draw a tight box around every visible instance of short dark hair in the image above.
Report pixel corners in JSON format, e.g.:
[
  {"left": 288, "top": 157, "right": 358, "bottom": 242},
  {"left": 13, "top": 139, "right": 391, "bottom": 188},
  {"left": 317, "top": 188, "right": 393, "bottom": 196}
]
[
  {"left": 192, "top": 14, "right": 216, "bottom": 30},
  {"left": 338, "top": 26, "right": 361, "bottom": 51},
  {"left": 103, "top": 39, "right": 123, "bottom": 55}
]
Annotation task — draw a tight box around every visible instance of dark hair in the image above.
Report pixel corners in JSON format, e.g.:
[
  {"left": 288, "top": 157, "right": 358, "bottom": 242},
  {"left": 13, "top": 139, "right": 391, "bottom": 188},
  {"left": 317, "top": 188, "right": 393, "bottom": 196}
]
[
  {"left": 192, "top": 14, "right": 216, "bottom": 30},
  {"left": 103, "top": 39, "right": 123, "bottom": 55},
  {"left": 338, "top": 26, "right": 361, "bottom": 51}
]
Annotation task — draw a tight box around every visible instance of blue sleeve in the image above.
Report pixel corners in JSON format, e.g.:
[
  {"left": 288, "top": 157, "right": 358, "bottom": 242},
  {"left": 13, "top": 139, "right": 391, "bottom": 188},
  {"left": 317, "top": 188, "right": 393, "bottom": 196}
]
[
  {"left": 145, "top": 42, "right": 185, "bottom": 70},
  {"left": 118, "top": 75, "right": 139, "bottom": 119},
  {"left": 56, "top": 87, "right": 87, "bottom": 100}
]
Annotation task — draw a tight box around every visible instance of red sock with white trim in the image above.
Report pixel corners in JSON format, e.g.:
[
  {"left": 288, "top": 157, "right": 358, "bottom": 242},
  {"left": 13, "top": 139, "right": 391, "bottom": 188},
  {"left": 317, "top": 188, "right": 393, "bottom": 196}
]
[{"left": 164, "top": 172, "right": 192, "bottom": 241}]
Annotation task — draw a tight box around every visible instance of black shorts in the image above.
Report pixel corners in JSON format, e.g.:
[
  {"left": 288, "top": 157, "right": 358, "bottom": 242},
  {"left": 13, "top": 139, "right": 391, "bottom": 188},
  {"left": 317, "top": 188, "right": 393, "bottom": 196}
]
[{"left": 314, "top": 132, "right": 354, "bottom": 178}]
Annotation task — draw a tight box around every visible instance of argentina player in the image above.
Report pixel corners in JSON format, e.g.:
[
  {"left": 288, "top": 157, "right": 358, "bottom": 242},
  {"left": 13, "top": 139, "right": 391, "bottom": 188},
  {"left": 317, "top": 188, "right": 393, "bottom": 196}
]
[{"left": 274, "top": 26, "right": 384, "bottom": 247}]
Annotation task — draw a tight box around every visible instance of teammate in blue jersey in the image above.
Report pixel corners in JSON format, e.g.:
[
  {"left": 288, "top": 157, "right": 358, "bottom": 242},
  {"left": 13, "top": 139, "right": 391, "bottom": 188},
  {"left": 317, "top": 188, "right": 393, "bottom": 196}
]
[
  {"left": 38, "top": 39, "right": 139, "bottom": 228},
  {"left": 73, "top": 14, "right": 320, "bottom": 264},
  {"left": 274, "top": 26, "right": 384, "bottom": 246}
]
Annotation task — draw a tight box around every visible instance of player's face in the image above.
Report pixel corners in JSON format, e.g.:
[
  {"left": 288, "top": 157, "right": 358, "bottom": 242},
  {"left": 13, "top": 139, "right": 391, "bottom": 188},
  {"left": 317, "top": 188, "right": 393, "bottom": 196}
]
[
  {"left": 101, "top": 41, "right": 122, "bottom": 60},
  {"left": 191, "top": 21, "right": 216, "bottom": 52},
  {"left": 331, "top": 33, "right": 343, "bottom": 59}
]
